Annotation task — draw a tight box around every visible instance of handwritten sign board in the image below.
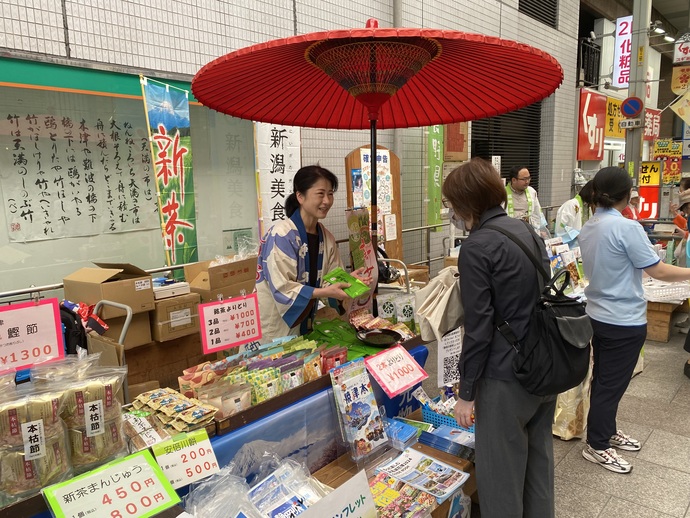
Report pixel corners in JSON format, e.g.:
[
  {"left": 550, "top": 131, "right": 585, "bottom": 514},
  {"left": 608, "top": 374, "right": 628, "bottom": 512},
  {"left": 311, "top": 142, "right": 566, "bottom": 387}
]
[
  {"left": 152, "top": 429, "right": 220, "bottom": 489},
  {"left": 364, "top": 345, "right": 428, "bottom": 399},
  {"left": 198, "top": 293, "right": 262, "bottom": 354},
  {"left": 42, "top": 450, "right": 179, "bottom": 518},
  {"left": 0, "top": 298, "right": 63, "bottom": 372}
]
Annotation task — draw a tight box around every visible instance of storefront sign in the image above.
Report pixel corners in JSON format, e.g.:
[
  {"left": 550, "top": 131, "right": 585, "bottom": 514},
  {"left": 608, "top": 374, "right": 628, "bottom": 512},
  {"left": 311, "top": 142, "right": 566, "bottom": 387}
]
[
  {"left": 0, "top": 298, "right": 63, "bottom": 372},
  {"left": 653, "top": 140, "right": 683, "bottom": 185},
  {"left": 606, "top": 97, "right": 625, "bottom": 138},
  {"left": 301, "top": 470, "right": 376, "bottom": 518},
  {"left": 42, "top": 450, "right": 180, "bottom": 518},
  {"left": 643, "top": 108, "right": 661, "bottom": 142},
  {"left": 671, "top": 65, "right": 690, "bottom": 95},
  {"left": 364, "top": 345, "right": 428, "bottom": 399},
  {"left": 673, "top": 31, "right": 690, "bottom": 65},
  {"left": 152, "top": 429, "right": 219, "bottom": 489},
  {"left": 199, "top": 293, "right": 261, "bottom": 353},
  {"left": 613, "top": 15, "right": 633, "bottom": 88},
  {"left": 639, "top": 162, "right": 661, "bottom": 186},
  {"left": 577, "top": 89, "right": 606, "bottom": 161},
  {"left": 427, "top": 125, "right": 443, "bottom": 228},
  {"left": 638, "top": 186, "right": 659, "bottom": 219}
]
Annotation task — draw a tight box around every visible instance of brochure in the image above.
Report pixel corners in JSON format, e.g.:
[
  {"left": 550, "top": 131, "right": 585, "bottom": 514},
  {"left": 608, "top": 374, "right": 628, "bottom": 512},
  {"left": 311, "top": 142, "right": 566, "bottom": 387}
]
[
  {"left": 374, "top": 447, "right": 469, "bottom": 504},
  {"left": 368, "top": 472, "right": 436, "bottom": 518}
]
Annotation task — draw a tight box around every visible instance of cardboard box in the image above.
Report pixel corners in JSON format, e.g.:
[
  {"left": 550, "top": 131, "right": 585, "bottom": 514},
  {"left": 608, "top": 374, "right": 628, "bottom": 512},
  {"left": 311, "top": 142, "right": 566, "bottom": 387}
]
[
  {"left": 151, "top": 293, "right": 201, "bottom": 342},
  {"left": 63, "top": 263, "right": 154, "bottom": 319},
  {"left": 104, "top": 312, "right": 153, "bottom": 350},
  {"left": 183, "top": 255, "right": 256, "bottom": 303},
  {"left": 87, "top": 332, "right": 125, "bottom": 367},
  {"left": 153, "top": 282, "right": 190, "bottom": 300}
]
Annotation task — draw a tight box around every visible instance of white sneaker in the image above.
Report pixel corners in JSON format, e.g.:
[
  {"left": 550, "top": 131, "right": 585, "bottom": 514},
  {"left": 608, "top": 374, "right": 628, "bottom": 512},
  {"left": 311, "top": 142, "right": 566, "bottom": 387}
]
[
  {"left": 582, "top": 444, "right": 632, "bottom": 474},
  {"left": 610, "top": 430, "right": 641, "bottom": 451}
]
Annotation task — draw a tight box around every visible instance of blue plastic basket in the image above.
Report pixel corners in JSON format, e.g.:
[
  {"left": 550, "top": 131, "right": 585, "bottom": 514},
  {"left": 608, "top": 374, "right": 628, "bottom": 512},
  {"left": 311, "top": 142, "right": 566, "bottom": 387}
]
[{"left": 421, "top": 397, "right": 475, "bottom": 433}]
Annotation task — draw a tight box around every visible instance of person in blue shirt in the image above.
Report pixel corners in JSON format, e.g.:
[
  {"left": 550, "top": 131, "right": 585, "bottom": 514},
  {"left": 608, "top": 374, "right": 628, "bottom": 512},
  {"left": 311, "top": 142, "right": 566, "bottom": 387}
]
[{"left": 579, "top": 166, "right": 690, "bottom": 474}]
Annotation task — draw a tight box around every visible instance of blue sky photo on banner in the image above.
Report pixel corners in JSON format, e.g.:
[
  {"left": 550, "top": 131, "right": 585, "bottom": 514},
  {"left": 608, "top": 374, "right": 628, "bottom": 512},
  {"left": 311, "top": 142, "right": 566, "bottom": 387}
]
[{"left": 141, "top": 77, "right": 198, "bottom": 266}]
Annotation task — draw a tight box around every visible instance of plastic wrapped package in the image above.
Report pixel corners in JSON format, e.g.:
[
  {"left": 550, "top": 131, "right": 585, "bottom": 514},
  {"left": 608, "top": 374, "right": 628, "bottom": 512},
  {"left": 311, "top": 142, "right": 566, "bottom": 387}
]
[
  {"left": 61, "top": 367, "right": 127, "bottom": 428},
  {"left": 68, "top": 417, "right": 127, "bottom": 472},
  {"left": 184, "top": 465, "right": 262, "bottom": 518},
  {"left": 29, "top": 353, "right": 102, "bottom": 386},
  {"left": 0, "top": 388, "right": 65, "bottom": 448}
]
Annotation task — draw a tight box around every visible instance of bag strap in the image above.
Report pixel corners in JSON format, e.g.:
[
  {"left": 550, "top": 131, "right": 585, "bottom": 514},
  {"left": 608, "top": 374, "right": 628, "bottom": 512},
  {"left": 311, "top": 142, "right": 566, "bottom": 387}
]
[{"left": 483, "top": 223, "right": 549, "bottom": 284}]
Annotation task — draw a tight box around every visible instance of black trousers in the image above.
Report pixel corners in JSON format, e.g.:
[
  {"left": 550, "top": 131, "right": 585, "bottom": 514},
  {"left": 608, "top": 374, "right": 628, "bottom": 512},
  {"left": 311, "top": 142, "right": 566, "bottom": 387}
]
[{"left": 586, "top": 319, "right": 646, "bottom": 450}]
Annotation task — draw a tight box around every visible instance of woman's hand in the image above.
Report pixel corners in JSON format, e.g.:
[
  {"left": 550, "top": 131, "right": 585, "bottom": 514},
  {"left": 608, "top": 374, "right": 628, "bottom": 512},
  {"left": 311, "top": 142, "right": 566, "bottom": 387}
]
[
  {"left": 454, "top": 398, "right": 475, "bottom": 429},
  {"left": 315, "top": 282, "right": 350, "bottom": 300},
  {"left": 351, "top": 267, "right": 373, "bottom": 286}
]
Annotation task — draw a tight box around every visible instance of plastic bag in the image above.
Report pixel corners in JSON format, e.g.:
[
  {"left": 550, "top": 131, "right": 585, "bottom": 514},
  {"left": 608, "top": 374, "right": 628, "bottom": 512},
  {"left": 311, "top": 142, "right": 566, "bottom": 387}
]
[{"left": 184, "top": 464, "right": 262, "bottom": 518}]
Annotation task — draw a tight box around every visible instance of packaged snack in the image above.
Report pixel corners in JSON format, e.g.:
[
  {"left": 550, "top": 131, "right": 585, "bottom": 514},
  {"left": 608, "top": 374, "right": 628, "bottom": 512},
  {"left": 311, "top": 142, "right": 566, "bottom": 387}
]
[
  {"left": 129, "top": 427, "right": 171, "bottom": 452},
  {"left": 122, "top": 411, "right": 158, "bottom": 438},
  {"left": 376, "top": 293, "right": 398, "bottom": 323},
  {"left": 68, "top": 418, "right": 126, "bottom": 471},
  {"left": 323, "top": 267, "right": 371, "bottom": 299}
]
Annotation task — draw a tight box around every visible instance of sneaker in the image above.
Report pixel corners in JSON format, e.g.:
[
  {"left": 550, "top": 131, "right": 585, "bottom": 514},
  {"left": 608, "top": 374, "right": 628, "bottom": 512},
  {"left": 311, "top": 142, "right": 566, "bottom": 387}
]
[
  {"left": 582, "top": 445, "right": 632, "bottom": 474},
  {"left": 610, "top": 430, "right": 641, "bottom": 451}
]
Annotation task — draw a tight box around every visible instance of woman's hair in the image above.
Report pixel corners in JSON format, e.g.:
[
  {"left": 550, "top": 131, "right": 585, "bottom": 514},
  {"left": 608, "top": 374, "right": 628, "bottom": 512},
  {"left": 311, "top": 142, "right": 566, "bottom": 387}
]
[
  {"left": 592, "top": 167, "right": 632, "bottom": 209},
  {"left": 442, "top": 158, "right": 507, "bottom": 222},
  {"left": 578, "top": 180, "right": 594, "bottom": 205},
  {"left": 284, "top": 165, "right": 338, "bottom": 217}
]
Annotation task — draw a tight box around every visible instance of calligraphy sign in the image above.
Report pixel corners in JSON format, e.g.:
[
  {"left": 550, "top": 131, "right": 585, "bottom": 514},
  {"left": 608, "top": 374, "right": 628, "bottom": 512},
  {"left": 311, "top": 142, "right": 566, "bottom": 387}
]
[
  {"left": 42, "top": 450, "right": 180, "bottom": 518},
  {"left": 0, "top": 298, "right": 63, "bottom": 372},
  {"left": 364, "top": 345, "right": 428, "bottom": 399},
  {"left": 638, "top": 162, "right": 661, "bottom": 186},
  {"left": 427, "top": 125, "right": 443, "bottom": 228},
  {"left": 643, "top": 108, "right": 661, "bottom": 142},
  {"left": 638, "top": 186, "right": 660, "bottom": 219},
  {"left": 577, "top": 89, "right": 606, "bottom": 161},
  {"left": 152, "top": 429, "right": 220, "bottom": 489},
  {"left": 613, "top": 16, "right": 633, "bottom": 88},
  {"left": 199, "top": 293, "right": 262, "bottom": 353}
]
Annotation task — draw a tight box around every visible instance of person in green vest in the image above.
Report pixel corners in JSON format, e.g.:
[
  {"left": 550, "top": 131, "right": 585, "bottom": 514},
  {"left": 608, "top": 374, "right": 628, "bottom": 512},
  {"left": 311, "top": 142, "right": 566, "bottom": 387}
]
[
  {"left": 504, "top": 166, "right": 547, "bottom": 234},
  {"left": 554, "top": 180, "right": 594, "bottom": 245}
]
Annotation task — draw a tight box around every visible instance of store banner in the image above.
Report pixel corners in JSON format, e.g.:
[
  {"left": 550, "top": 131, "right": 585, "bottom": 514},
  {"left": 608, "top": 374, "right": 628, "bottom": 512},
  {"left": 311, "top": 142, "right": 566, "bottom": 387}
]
[
  {"left": 142, "top": 77, "right": 198, "bottom": 267},
  {"left": 643, "top": 108, "right": 661, "bottom": 142},
  {"left": 360, "top": 148, "right": 393, "bottom": 243},
  {"left": 653, "top": 139, "right": 683, "bottom": 185},
  {"left": 256, "top": 123, "right": 301, "bottom": 236},
  {"left": 427, "top": 125, "right": 443, "bottom": 228},
  {"left": 577, "top": 89, "right": 606, "bottom": 161},
  {"left": 605, "top": 97, "right": 625, "bottom": 139},
  {"left": 613, "top": 15, "right": 633, "bottom": 88},
  {"left": 638, "top": 186, "right": 659, "bottom": 219},
  {"left": 670, "top": 90, "right": 690, "bottom": 127},
  {"left": 672, "top": 65, "right": 690, "bottom": 95},
  {"left": 639, "top": 161, "right": 661, "bottom": 186},
  {"left": 673, "top": 31, "right": 690, "bottom": 65}
]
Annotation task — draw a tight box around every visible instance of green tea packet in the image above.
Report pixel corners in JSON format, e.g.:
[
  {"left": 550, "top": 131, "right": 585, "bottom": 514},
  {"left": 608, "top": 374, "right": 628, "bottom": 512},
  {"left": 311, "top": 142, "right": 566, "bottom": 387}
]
[{"left": 323, "top": 267, "right": 371, "bottom": 298}]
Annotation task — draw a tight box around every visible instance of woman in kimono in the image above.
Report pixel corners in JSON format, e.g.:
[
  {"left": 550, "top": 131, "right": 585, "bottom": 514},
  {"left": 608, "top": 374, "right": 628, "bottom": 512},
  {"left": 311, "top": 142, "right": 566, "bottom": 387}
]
[{"left": 257, "top": 165, "right": 366, "bottom": 340}]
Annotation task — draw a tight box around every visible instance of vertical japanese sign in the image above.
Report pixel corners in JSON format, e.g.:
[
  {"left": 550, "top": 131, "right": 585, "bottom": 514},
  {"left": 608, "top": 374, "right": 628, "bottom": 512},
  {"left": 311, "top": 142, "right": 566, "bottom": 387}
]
[
  {"left": 141, "top": 77, "right": 198, "bottom": 267},
  {"left": 427, "top": 125, "right": 443, "bottom": 228},
  {"left": 605, "top": 97, "right": 625, "bottom": 139},
  {"left": 653, "top": 139, "right": 683, "bottom": 185},
  {"left": 613, "top": 15, "right": 633, "bottom": 88},
  {"left": 643, "top": 108, "right": 661, "bottom": 142},
  {"left": 638, "top": 186, "right": 659, "bottom": 219},
  {"left": 360, "top": 148, "right": 392, "bottom": 243},
  {"left": 256, "top": 123, "right": 301, "bottom": 236},
  {"left": 639, "top": 162, "right": 661, "bottom": 186},
  {"left": 346, "top": 208, "right": 376, "bottom": 313},
  {"left": 0, "top": 298, "right": 63, "bottom": 372},
  {"left": 577, "top": 89, "right": 606, "bottom": 161}
]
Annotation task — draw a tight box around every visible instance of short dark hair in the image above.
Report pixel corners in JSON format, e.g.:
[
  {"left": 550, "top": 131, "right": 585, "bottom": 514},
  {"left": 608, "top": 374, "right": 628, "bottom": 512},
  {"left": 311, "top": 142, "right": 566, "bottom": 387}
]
[
  {"left": 578, "top": 180, "right": 594, "bottom": 205},
  {"left": 592, "top": 167, "right": 632, "bottom": 209},
  {"left": 509, "top": 165, "right": 529, "bottom": 180},
  {"left": 442, "top": 158, "right": 507, "bottom": 223},
  {"left": 285, "top": 165, "right": 338, "bottom": 217},
  {"left": 680, "top": 178, "right": 690, "bottom": 191}
]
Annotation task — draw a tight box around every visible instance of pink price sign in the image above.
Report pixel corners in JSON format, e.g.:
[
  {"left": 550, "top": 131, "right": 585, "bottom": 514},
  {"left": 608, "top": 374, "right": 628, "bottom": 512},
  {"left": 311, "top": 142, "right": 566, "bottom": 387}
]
[
  {"left": 198, "top": 293, "right": 262, "bottom": 354},
  {"left": 0, "top": 298, "right": 64, "bottom": 372},
  {"left": 364, "top": 345, "right": 428, "bottom": 399}
]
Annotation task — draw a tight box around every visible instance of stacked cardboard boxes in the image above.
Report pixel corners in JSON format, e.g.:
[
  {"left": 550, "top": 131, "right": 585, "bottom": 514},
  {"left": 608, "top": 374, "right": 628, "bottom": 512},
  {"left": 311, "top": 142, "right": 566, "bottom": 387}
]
[{"left": 183, "top": 255, "right": 257, "bottom": 303}]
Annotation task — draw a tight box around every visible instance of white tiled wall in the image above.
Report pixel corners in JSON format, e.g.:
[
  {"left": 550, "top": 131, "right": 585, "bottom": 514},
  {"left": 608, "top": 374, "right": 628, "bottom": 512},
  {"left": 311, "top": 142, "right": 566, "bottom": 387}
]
[{"left": 1, "top": 0, "right": 580, "bottom": 276}]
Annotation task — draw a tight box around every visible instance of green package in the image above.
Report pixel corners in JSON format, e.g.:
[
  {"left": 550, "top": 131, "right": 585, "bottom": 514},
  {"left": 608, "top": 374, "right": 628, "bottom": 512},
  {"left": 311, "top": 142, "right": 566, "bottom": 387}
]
[{"left": 323, "top": 267, "right": 371, "bottom": 298}]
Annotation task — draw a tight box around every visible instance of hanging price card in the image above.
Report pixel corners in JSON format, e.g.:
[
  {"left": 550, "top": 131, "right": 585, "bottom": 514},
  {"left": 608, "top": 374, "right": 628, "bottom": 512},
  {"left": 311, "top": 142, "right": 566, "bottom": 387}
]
[
  {"left": 152, "top": 429, "right": 220, "bottom": 489},
  {"left": 364, "top": 345, "right": 428, "bottom": 398},
  {"left": 0, "top": 298, "right": 64, "bottom": 372},
  {"left": 199, "top": 293, "right": 262, "bottom": 353},
  {"left": 42, "top": 450, "right": 179, "bottom": 518}
]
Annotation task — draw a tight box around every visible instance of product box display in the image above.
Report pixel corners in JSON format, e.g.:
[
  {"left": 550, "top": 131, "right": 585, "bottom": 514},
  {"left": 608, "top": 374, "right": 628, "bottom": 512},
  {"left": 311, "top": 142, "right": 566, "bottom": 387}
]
[
  {"left": 184, "top": 255, "right": 257, "bottom": 303},
  {"left": 103, "top": 311, "right": 153, "bottom": 349},
  {"left": 63, "top": 263, "right": 154, "bottom": 319},
  {"left": 151, "top": 293, "right": 201, "bottom": 342}
]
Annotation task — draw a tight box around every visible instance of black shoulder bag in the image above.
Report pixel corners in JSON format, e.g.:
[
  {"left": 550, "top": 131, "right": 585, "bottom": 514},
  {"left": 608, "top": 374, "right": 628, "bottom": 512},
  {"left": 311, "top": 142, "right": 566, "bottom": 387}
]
[{"left": 484, "top": 223, "right": 592, "bottom": 396}]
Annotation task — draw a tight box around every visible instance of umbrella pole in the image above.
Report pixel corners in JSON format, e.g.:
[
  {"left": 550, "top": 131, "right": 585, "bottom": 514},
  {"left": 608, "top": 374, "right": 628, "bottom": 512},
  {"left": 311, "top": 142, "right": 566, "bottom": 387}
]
[{"left": 370, "top": 118, "right": 378, "bottom": 247}]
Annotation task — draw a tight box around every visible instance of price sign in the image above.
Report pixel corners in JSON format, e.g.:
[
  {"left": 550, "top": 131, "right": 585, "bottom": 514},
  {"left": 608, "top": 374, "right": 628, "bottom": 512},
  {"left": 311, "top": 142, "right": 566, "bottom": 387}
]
[
  {"left": 0, "top": 298, "right": 64, "bottom": 372},
  {"left": 364, "top": 345, "right": 428, "bottom": 398},
  {"left": 152, "top": 429, "right": 220, "bottom": 489},
  {"left": 42, "top": 450, "right": 179, "bottom": 518},
  {"left": 199, "top": 293, "right": 262, "bottom": 353}
]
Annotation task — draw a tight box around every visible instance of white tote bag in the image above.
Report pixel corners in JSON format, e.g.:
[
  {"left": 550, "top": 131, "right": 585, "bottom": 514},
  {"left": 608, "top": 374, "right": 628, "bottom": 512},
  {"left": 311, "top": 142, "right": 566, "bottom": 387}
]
[{"left": 414, "top": 266, "right": 464, "bottom": 343}]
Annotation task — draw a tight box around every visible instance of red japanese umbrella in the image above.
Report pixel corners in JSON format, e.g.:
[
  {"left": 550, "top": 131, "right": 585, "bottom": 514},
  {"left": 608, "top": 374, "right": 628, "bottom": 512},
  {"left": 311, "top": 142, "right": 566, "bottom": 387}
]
[{"left": 192, "top": 19, "right": 563, "bottom": 240}]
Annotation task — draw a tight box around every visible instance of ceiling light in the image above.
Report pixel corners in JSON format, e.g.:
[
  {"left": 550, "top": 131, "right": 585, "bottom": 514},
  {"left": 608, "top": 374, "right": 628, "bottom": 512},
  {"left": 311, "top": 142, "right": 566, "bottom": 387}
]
[
  {"left": 664, "top": 34, "right": 675, "bottom": 42},
  {"left": 651, "top": 20, "right": 665, "bottom": 35}
]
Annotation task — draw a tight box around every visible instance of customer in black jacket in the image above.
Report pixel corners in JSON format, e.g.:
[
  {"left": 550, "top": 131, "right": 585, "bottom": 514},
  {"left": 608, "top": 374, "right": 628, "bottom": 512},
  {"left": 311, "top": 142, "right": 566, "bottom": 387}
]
[{"left": 442, "top": 158, "right": 556, "bottom": 518}]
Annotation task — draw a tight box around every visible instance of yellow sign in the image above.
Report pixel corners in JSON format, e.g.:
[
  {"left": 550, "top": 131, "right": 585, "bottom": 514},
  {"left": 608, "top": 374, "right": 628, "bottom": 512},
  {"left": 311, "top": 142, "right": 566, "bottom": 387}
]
[
  {"left": 670, "top": 90, "right": 690, "bottom": 126},
  {"left": 605, "top": 97, "right": 625, "bottom": 138},
  {"left": 638, "top": 46, "right": 644, "bottom": 66},
  {"left": 671, "top": 65, "right": 690, "bottom": 95},
  {"left": 653, "top": 139, "right": 683, "bottom": 185},
  {"left": 639, "top": 161, "right": 661, "bottom": 186}
]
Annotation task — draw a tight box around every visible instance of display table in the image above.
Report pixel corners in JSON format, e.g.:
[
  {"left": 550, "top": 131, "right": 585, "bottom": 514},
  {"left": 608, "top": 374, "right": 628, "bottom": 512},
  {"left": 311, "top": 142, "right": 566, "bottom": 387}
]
[
  {"left": 313, "top": 442, "right": 476, "bottom": 517},
  {"left": 646, "top": 301, "right": 681, "bottom": 342}
]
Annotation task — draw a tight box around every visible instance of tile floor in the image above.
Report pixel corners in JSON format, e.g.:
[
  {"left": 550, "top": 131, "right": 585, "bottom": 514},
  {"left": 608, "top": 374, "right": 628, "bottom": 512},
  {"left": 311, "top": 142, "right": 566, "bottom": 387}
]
[{"left": 423, "top": 316, "right": 690, "bottom": 518}]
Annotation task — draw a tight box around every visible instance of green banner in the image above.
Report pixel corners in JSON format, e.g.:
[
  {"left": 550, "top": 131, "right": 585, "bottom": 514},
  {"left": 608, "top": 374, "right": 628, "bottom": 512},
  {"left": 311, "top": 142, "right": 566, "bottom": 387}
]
[
  {"left": 142, "top": 78, "right": 198, "bottom": 268},
  {"left": 427, "top": 125, "right": 444, "bottom": 229}
]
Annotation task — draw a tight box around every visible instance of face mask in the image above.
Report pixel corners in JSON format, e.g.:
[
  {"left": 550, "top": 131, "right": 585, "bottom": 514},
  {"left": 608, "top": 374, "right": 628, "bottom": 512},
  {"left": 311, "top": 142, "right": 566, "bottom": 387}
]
[{"left": 449, "top": 208, "right": 469, "bottom": 232}]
